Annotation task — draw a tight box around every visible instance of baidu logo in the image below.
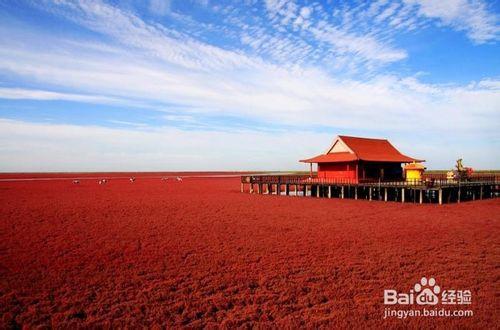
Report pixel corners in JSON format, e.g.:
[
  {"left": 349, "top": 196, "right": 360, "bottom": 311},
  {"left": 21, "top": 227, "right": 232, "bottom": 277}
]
[
  {"left": 383, "top": 277, "right": 473, "bottom": 319},
  {"left": 414, "top": 277, "right": 440, "bottom": 305},
  {"left": 384, "top": 277, "right": 471, "bottom": 306}
]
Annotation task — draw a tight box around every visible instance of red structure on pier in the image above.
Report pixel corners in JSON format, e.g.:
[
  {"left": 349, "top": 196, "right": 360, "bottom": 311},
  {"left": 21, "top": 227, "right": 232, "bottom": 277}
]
[{"left": 300, "top": 135, "right": 423, "bottom": 182}]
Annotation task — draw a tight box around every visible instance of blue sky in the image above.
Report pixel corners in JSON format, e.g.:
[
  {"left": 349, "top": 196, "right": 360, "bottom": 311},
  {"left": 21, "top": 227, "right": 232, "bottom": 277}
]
[{"left": 0, "top": 0, "right": 499, "bottom": 171}]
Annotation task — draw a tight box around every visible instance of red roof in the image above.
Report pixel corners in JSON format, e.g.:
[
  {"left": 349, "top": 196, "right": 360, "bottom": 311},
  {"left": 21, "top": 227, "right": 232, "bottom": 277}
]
[
  {"left": 300, "top": 152, "right": 357, "bottom": 163},
  {"left": 300, "top": 135, "right": 424, "bottom": 163}
]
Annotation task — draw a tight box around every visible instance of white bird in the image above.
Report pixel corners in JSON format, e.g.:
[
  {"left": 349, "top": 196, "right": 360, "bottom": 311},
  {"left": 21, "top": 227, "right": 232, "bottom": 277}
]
[
  {"left": 176, "top": 177, "right": 183, "bottom": 181},
  {"left": 73, "top": 180, "right": 80, "bottom": 184},
  {"left": 130, "top": 177, "right": 136, "bottom": 182}
]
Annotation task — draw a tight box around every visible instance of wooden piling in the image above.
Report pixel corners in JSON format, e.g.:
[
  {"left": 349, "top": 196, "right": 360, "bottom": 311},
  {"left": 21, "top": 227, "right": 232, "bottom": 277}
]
[
  {"left": 384, "top": 188, "right": 388, "bottom": 202},
  {"left": 316, "top": 185, "right": 320, "bottom": 198},
  {"left": 369, "top": 187, "right": 372, "bottom": 201},
  {"left": 438, "top": 188, "right": 443, "bottom": 205},
  {"left": 419, "top": 189, "right": 423, "bottom": 204},
  {"left": 328, "top": 185, "right": 332, "bottom": 198},
  {"left": 401, "top": 188, "right": 405, "bottom": 203},
  {"left": 341, "top": 186, "right": 344, "bottom": 199},
  {"left": 354, "top": 186, "right": 358, "bottom": 200}
]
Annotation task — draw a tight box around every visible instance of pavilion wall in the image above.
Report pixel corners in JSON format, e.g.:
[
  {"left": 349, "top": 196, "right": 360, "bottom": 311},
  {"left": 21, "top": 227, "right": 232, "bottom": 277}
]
[{"left": 317, "top": 161, "right": 357, "bottom": 180}]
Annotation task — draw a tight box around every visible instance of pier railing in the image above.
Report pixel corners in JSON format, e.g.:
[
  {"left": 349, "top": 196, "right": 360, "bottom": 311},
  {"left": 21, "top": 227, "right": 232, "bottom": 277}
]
[{"left": 241, "top": 174, "right": 499, "bottom": 188}]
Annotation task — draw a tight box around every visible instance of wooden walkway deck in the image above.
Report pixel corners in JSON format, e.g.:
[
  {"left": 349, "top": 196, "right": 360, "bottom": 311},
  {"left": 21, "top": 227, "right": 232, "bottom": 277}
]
[{"left": 240, "top": 175, "right": 499, "bottom": 204}]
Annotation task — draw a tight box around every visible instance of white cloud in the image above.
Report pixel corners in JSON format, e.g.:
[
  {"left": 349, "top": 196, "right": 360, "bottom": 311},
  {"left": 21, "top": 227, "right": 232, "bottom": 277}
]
[
  {"left": 310, "top": 25, "right": 408, "bottom": 63},
  {"left": 0, "top": 118, "right": 497, "bottom": 171},
  {"left": 0, "top": 87, "right": 120, "bottom": 104},
  {"left": 262, "top": 0, "right": 408, "bottom": 67},
  {"left": 404, "top": 0, "right": 499, "bottom": 43},
  {"left": 1, "top": 34, "right": 498, "bottom": 138},
  {"left": 0, "top": 4, "right": 498, "bottom": 134},
  {"left": 299, "top": 6, "right": 312, "bottom": 19},
  {"left": 366, "top": 0, "right": 390, "bottom": 18},
  {"left": 149, "top": 0, "right": 171, "bottom": 16},
  {"left": 374, "top": 2, "right": 401, "bottom": 23},
  {"left": 265, "top": 0, "right": 298, "bottom": 24},
  {"left": 0, "top": 119, "right": 329, "bottom": 171},
  {"left": 42, "top": 0, "right": 258, "bottom": 72}
]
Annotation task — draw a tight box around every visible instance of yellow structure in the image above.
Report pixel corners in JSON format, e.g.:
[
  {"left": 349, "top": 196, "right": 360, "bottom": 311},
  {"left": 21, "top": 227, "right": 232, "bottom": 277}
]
[{"left": 404, "top": 162, "right": 426, "bottom": 182}]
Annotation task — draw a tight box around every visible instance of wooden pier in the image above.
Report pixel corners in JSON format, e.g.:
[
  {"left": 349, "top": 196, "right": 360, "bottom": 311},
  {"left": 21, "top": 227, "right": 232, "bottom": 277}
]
[{"left": 240, "top": 175, "right": 499, "bottom": 204}]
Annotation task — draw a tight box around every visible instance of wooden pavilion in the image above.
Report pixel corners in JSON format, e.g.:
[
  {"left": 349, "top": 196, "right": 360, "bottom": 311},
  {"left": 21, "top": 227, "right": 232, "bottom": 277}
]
[{"left": 300, "top": 135, "right": 423, "bottom": 182}]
